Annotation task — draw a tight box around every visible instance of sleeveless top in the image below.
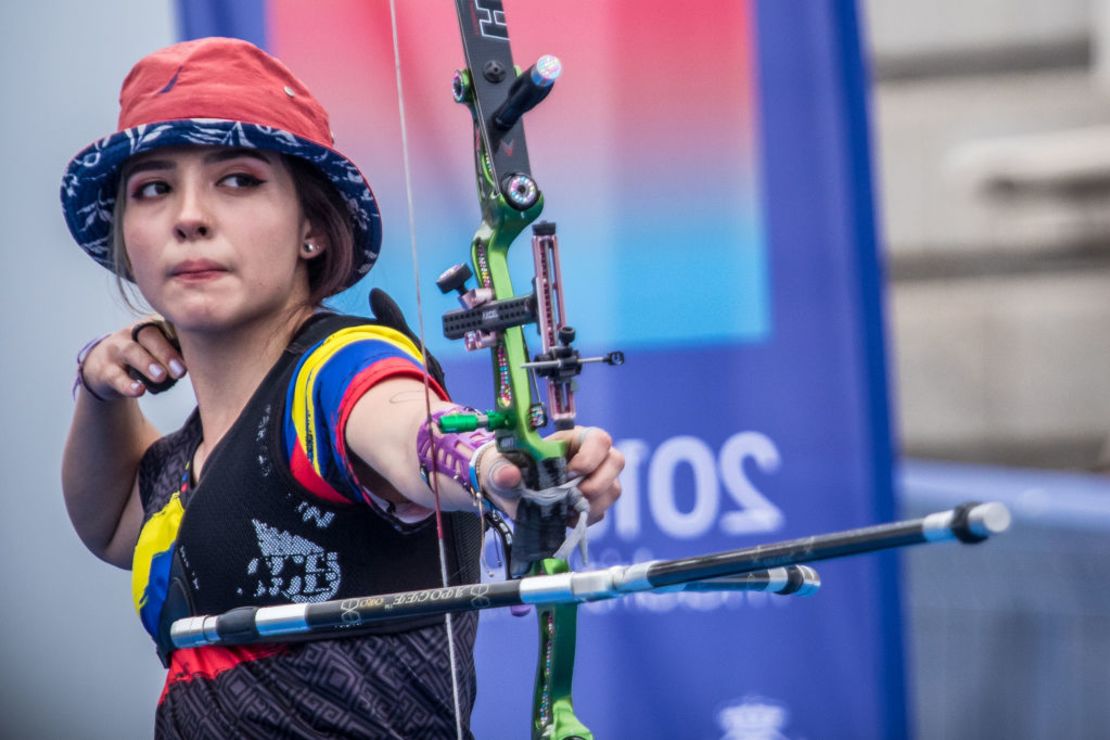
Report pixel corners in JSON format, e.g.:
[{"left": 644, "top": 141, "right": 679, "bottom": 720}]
[{"left": 132, "top": 313, "right": 483, "bottom": 738}]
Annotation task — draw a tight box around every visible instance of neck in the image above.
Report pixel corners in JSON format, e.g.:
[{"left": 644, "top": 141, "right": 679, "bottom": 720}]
[{"left": 181, "top": 305, "right": 316, "bottom": 451}]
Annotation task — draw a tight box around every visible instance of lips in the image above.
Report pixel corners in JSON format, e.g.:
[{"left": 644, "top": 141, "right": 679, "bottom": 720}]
[{"left": 170, "top": 259, "right": 228, "bottom": 280}]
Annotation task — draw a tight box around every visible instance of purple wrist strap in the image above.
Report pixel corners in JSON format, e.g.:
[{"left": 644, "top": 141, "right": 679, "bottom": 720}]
[
  {"left": 416, "top": 409, "right": 495, "bottom": 500},
  {"left": 73, "top": 334, "right": 111, "bottom": 401}
]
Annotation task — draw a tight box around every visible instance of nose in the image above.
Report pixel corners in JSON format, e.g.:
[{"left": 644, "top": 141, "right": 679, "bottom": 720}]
[
  {"left": 173, "top": 178, "right": 213, "bottom": 242},
  {"left": 175, "top": 220, "right": 209, "bottom": 241}
]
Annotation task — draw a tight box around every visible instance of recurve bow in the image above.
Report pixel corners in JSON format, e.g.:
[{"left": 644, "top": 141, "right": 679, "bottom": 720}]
[{"left": 432, "top": 2, "right": 621, "bottom": 737}]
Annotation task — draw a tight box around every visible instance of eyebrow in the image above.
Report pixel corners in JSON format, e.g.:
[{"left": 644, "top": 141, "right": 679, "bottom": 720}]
[{"left": 123, "top": 148, "right": 274, "bottom": 180}]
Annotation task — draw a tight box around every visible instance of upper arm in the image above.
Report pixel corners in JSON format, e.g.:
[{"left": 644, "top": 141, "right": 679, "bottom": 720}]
[
  {"left": 99, "top": 474, "right": 144, "bottom": 569},
  {"left": 345, "top": 376, "right": 450, "bottom": 512},
  {"left": 283, "top": 324, "right": 448, "bottom": 510},
  {"left": 61, "top": 397, "right": 161, "bottom": 568}
]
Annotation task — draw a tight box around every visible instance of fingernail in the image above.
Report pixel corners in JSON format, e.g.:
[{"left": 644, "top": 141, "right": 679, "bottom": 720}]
[
  {"left": 168, "top": 360, "right": 185, "bottom": 378},
  {"left": 130, "top": 380, "right": 144, "bottom": 393},
  {"left": 148, "top": 363, "right": 165, "bottom": 379}
]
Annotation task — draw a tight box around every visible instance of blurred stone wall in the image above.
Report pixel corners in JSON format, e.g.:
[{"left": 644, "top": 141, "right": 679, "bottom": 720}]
[
  {"left": 900, "top": 464, "right": 1110, "bottom": 740},
  {"left": 866, "top": 0, "right": 1110, "bottom": 469}
]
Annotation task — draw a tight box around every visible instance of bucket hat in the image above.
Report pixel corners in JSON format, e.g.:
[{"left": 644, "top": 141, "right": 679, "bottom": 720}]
[{"left": 60, "top": 37, "right": 381, "bottom": 289}]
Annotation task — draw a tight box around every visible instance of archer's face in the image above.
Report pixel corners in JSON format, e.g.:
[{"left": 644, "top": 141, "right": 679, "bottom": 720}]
[{"left": 121, "top": 146, "right": 313, "bottom": 333}]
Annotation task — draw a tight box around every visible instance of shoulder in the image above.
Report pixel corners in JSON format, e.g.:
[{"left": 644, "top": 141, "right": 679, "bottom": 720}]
[
  {"left": 289, "top": 312, "right": 427, "bottom": 364},
  {"left": 286, "top": 313, "right": 438, "bottom": 400}
]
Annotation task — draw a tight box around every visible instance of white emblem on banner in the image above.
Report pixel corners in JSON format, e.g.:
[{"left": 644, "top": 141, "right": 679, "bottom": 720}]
[{"left": 717, "top": 695, "right": 793, "bottom": 740}]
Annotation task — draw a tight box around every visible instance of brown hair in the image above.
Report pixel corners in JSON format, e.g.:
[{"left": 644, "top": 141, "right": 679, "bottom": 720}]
[
  {"left": 109, "top": 177, "right": 141, "bottom": 311},
  {"left": 109, "top": 153, "right": 357, "bottom": 310},
  {"left": 285, "top": 156, "right": 355, "bottom": 305}
]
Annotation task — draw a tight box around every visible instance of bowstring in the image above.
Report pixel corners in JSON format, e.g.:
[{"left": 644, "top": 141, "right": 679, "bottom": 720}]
[{"left": 387, "top": 3, "right": 464, "bottom": 738}]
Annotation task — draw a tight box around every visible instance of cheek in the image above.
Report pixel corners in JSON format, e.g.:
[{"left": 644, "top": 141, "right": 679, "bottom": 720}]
[
  {"left": 119, "top": 214, "right": 173, "bottom": 307},
  {"left": 237, "top": 205, "right": 304, "bottom": 270},
  {"left": 120, "top": 217, "right": 156, "bottom": 277}
]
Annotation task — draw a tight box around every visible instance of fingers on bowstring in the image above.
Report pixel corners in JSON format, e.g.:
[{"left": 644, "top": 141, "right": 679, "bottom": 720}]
[
  {"left": 81, "top": 328, "right": 151, "bottom": 399},
  {"left": 103, "top": 359, "right": 147, "bottom": 398},
  {"left": 132, "top": 321, "right": 185, "bottom": 376},
  {"left": 129, "top": 320, "right": 186, "bottom": 391}
]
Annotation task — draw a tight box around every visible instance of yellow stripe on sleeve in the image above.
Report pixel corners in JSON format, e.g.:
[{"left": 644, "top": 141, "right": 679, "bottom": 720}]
[{"left": 289, "top": 325, "right": 427, "bottom": 475}]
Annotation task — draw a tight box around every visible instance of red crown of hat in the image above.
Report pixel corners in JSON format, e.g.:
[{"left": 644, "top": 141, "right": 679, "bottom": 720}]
[{"left": 118, "top": 37, "right": 334, "bottom": 146}]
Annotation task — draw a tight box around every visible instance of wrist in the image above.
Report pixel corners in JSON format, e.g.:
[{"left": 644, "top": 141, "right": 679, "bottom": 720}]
[
  {"left": 415, "top": 408, "right": 495, "bottom": 509},
  {"left": 73, "top": 334, "right": 111, "bottom": 402},
  {"left": 468, "top": 440, "right": 501, "bottom": 510}
]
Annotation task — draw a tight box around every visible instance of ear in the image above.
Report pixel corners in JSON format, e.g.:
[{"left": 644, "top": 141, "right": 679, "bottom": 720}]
[{"left": 300, "top": 221, "right": 328, "bottom": 261}]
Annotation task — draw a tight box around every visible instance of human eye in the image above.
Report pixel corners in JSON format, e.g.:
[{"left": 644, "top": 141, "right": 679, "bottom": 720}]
[
  {"left": 220, "top": 172, "right": 265, "bottom": 189},
  {"left": 130, "top": 180, "right": 169, "bottom": 201}
]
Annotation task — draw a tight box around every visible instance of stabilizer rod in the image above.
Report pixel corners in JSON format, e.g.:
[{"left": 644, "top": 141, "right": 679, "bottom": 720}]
[{"left": 171, "top": 502, "right": 1007, "bottom": 649}]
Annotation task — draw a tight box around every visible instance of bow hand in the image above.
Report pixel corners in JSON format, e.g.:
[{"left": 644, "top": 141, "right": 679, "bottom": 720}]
[{"left": 478, "top": 425, "right": 623, "bottom": 574}]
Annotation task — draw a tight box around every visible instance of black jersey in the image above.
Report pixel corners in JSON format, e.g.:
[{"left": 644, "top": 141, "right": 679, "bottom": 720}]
[{"left": 133, "top": 314, "right": 481, "bottom": 738}]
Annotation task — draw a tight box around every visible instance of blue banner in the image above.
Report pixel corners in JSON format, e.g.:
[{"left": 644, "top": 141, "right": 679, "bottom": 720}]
[{"left": 179, "top": 1, "right": 902, "bottom": 737}]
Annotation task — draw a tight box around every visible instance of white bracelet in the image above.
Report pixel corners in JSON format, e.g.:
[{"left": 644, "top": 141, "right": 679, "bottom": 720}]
[{"left": 468, "top": 440, "right": 499, "bottom": 511}]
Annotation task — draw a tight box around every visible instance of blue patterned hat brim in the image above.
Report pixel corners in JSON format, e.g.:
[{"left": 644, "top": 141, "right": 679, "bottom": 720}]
[{"left": 60, "top": 119, "right": 381, "bottom": 289}]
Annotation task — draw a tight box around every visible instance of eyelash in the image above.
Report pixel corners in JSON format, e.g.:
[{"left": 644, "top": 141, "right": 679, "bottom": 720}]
[
  {"left": 222, "top": 173, "right": 264, "bottom": 189},
  {"left": 129, "top": 172, "right": 266, "bottom": 200},
  {"left": 130, "top": 181, "right": 168, "bottom": 200}
]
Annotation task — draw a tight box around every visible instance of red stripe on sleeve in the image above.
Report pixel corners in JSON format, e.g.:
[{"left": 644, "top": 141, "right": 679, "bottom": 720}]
[
  {"left": 335, "top": 359, "right": 449, "bottom": 504},
  {"left": 288, "top": 441, "right": 354, "bottom": 505}
]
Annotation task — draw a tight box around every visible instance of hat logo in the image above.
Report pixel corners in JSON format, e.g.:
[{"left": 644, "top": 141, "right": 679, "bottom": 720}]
[{"left": 159, "top": 66, "right": 182, "bottom": 94}]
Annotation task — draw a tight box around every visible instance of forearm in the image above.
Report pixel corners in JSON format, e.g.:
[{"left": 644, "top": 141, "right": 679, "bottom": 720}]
[
  {"left": 61, "top": 389, "right": 160, "bottom": 561},
  {"left": 346, "top": 378, "right": 499, "bottom": 514},
  {"left": 347, "top": 378, "right": 622, "bottom": 524}
]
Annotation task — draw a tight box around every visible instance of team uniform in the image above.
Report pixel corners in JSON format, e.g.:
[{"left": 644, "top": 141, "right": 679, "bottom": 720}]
[{"left": 131, "top": 313, "right": 482, "bottom": 738}]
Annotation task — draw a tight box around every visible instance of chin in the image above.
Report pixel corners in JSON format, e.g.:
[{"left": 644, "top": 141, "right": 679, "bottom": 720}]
[
  {"left": 150, "top": 294, "right": 238, "bottom": 334},
  {"left": 144, "top": 277, "right": 308, "bottom": 336},
  {"left": 165, "top": 299, "right": 298, "bottom": 337}
]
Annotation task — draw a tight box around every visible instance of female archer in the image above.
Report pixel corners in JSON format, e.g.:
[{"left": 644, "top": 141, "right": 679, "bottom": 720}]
[{"left": 60, "top": 36, "right": 622, "bottom": 738}]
